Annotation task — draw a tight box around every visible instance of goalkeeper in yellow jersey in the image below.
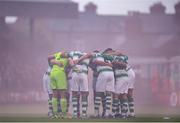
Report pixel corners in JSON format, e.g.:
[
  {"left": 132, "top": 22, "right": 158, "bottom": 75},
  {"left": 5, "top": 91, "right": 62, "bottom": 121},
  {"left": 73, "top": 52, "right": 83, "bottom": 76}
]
[{"left": 48, "top": 52, "right": 73, "bottom": 118}]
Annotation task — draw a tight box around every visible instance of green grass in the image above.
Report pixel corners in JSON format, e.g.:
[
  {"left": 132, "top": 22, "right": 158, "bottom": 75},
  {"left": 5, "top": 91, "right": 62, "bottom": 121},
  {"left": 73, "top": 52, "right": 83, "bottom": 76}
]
[
  {"left": 0, "top": 115, "right": 180, "bottom": 122},
  {"left": 1, "top": 103, "right": 180, "bottom": 122}
]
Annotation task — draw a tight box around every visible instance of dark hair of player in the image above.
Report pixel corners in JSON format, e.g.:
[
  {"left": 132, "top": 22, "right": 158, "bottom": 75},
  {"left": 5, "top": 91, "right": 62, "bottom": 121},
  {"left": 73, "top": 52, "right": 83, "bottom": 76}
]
[
  {"left": 93, "top": 50, "right": 99, "bottom": 53},
  {"left": 103, "top": 48, "right": 113, "bottom": 53}
]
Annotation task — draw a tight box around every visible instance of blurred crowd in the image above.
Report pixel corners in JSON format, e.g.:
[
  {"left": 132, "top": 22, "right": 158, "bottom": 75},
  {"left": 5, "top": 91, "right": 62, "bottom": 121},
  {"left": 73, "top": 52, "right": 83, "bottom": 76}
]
[{"left": 0, "top": 49, "right": 47, "bottom": 104}]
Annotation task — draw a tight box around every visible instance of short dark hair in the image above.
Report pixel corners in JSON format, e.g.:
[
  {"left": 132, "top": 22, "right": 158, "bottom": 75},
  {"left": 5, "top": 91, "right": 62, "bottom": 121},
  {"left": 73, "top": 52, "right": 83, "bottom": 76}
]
[
  {"left": 93, "top": 50, "right": 99, "bottom": 53},
  {"left": 103, "top": 48, "right": 113, "bottom": 53}
]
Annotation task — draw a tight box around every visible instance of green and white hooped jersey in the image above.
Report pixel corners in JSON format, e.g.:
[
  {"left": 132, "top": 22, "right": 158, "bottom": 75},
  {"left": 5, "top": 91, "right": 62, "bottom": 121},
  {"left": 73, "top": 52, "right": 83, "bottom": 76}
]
[
  {"left": 113, "top": 55, "right": 128, "bottom": 79},
  {"left": 68, "top": 51, "right": 89, "bottom": 73},
  {"left": 111, "top": 54, "right": 128, "bottom": 62},
  {"left": 93, "top": 53, "right": 113, "bottom": 74},
  {"left": 114, "top": 69, "right": 128, "bottom": 79},
  {"left": 113, "top": 55, "right": 125, "bottom": 62},
  {"left": 68, "top": 51, "right": 83, "bottom": 60}
]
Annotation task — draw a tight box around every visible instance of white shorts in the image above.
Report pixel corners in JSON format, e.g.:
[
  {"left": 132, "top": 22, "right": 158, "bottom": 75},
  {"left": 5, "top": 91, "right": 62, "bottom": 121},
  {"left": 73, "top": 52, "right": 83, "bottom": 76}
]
[
  {"left": 71, "top": 72, "right": 89, "bottom": 92},
  {"left": 127, "top": 69, "right": 135, "bottom": 89},
  {"left": 43, "top": 74, "right": 53, "bottom": 94},
  {"left": 115, "top": 77, "right": 129, "bottom": 94},
  {"left": 96, "top": 71, "right": 115, "bottom": 93}
]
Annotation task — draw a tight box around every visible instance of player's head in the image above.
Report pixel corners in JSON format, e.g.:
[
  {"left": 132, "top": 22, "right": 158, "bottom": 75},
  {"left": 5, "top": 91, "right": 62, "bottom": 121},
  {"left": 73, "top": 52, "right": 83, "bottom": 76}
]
[
  {"left": 93, "top": 50, "right": 99, "bottom": 53},
  {"left": 91, "top": 50, "right": 99, "bottom": 56},
  {"left": 103, "top": 48, "right": 114, "bottom": 54}
]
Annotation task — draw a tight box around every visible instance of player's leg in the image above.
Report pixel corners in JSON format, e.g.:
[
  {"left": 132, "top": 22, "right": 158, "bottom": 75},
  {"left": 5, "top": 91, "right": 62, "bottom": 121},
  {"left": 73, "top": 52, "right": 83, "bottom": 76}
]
[
  {"left": 48, "top": 93, "right": 53, "bottom": 117},
  {"left": 77, "top": 93, "right": 80, "bottom": 118},
  {"left": 51, "top": 90, "right": 59, "bottom": 118},
  {"left": 93, "top": 76, "right": 104, "bottom": 118},
  {"left": 101, "top": 92, "right": 106, "bottom": 117},
  {"left": 81, "top": 91, "right": 89, "bottom": 118},
  {"left": 50, "top": 73, "right": 59, "bottom": 118},
  {"left": 93, "top": 76, "right": 97, "bottom": 116},
  {"left": 56, "top": 71, "right": 68, "bottom": 118},
  {"left": 104, "top": 72, "right": 115, "bottom": 118},
  {"left": 94, "top": 92, "right": 102, "bottom": 117},
  {"left": 127, "top": 69, "right": 135, "bottom": 118},
  {"left": 112, "top": 78, "right": 120, "bottom": 118},
  {"left": 114, "top": 94, "right": 121, "bottom": 118},
  {"left": 94, "top": 92, "right": 106, "bottom": 118},
  {"left": 71, "top": 72, "right": 79, "bottom": 118},
  {"left": 57, "top": 96, "right": 62, "bottom": 114},
  {"left": 59, "top": 90, "right": 68, "bottom": 118},
  {"left": 113, "top": 79, "right": 123, "bottom": 118},
  {"left": 117, "top": 94, "right": 121, "bottom": 117},
  {"left": 66, "top": 92, "right": 70, "bottom": 113},
  {"left": 120, "top": 93, "right": 128, "bottom": 118},
  {"left": 117, "top": 77, "right": 129, "bottom": 119},
  {"left": 80, "top": 73, "right": 89, "bottom": 118},
  {"left": 127, "top": 88, "right": 135, "bottom": 117},
  {"left": 43, "top": 73, "right": 54, "bottom": 117},
  {"left": 94, "top": 73, "right": 106, "bottom": 117},
  {"left": 67, "top": 71, "right": 72, "bottom": 114},
  {"left": 105, "top": 91, "right": 113, "bottom": 118},
  {"left": 72, "top": 91, "right": 79, "bottom": 118},
  {"left": 46, "top": 78, "right": 54, "bottom": 117},
  {"left": 112, "top": 93, "right": 119, "bottom": 118}
]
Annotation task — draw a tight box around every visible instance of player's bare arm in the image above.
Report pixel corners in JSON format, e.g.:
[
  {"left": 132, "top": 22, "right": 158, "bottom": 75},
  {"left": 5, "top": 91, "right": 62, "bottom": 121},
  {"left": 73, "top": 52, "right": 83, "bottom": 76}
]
[
  {"left": 47, "top": 54, "right": 55, "bottom": 65},
  {"left": 68, "top": 57, "right": 75, "bottom": 67},
  {"left": 93, "top": 60, "right": 113, "bottom": 67},
  {"left": 61, "top": 52, "right": 69, "bottom": 58},
  {"left": 108, "top": 51, "right": 124, "bottom": 56},
  {"left": 79, "top": 53, "right": 92, "bottom": 62},
  {"left": 112, "top": 61, "right": 127, "bottom": 68}
]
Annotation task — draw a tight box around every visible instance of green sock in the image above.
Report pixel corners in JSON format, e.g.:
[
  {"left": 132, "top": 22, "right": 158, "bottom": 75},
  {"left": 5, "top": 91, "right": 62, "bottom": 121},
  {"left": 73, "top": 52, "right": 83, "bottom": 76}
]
[
  {"left": 52, "top": 97, "right": 58, "bottom": 114},
  {"left": 60, "top": 98, "right": 67, "bottom": 113}
]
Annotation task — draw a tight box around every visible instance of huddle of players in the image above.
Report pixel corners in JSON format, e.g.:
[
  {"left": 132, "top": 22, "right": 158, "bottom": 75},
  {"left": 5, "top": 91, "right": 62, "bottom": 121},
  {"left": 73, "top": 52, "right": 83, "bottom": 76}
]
[{"left": 43, "top": 48, "right": 135, "bottom": 119}]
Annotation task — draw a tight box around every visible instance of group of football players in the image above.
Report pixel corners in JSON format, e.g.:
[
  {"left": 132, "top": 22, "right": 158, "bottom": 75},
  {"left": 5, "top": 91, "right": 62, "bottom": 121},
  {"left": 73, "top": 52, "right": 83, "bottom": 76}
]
[{"left": 43, "top": 48, "right": 135, "bottom": 119}]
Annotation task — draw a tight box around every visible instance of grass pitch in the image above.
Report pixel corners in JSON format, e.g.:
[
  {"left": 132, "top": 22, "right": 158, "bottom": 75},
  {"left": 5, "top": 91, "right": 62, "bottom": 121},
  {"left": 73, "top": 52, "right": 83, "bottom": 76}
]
[
  {"left": 0, "top": 115, "right": 180, "bottom": 122},
  {"left": 0, "top": 103, "right": 180, "bottom": 122}
]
